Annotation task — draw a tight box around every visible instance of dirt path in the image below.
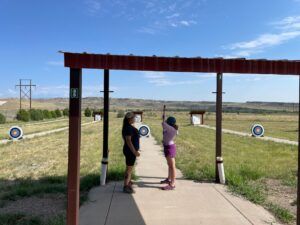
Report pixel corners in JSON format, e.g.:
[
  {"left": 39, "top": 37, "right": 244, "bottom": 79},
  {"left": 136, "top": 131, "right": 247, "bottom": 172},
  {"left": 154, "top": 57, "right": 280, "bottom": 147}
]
[
  {"left": 200, "top": 124, "right": 298, "bottom": 146},
  {"left": 0, "top": 121, "right": 99, "bottom": 145}
]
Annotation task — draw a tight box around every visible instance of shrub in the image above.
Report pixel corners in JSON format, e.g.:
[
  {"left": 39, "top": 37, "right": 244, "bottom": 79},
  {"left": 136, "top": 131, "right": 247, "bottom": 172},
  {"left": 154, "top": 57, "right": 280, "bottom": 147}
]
[
  {"left": 84, "top": 108, "right": 92, "bottom": 117},
  {"left": 55, "top": 109, "right": 62, "bottom": 118},
  {"left": 16, "top": 109, "right": 30, "bottom": 122},
  {"left": 116, "top": 110, "right": 124, "bottom": 118},
  {"left": 0, "top": 113, "right": 6, "bottom": 124},
  {"left": 43, "top": 110, "right": 52, "bottom": 119},
  {"left": 29, "top": 109, "right": 44, "bottom": 121},
  {"left": 63, "top": 108, "right": 69, "bottom": 117},
  {"left": 51, "top": 111, "right": 57, "bottom": 118}
]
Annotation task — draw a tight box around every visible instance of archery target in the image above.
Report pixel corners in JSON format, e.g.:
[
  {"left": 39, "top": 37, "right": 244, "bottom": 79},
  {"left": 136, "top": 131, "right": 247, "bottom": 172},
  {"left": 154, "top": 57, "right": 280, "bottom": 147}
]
[
  {"left": 138, "top": 125, "right": 150, "bottom": 137},
  {"left": 9, "top": 126, "right": 23, "bottom": 140},
  {"left": 251, "top": 124, "right": 264, "bottom": 137}
]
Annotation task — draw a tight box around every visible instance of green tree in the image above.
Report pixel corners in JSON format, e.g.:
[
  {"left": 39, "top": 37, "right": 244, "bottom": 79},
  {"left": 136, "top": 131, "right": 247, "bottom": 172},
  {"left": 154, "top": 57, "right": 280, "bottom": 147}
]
[
  {"left": 16, "top": 109, "right": 30, "bottom": 122},
  {"left": 55, "top": 109, "right": 62, "bottom": 118},
  {"left": 43, "top": 110, "right": 52, "bottom": 119},
  {"left": 84, "top": 107, "right": 92, "bottom": 117},
  {"left": 0, "top": 113, "right": 6, "bottom": 124},
  {"left": 63, "top": 108, "right": 69, "bottom": 117},
  {"left": 51, "top": 111, "right": 57, "bottom": 118},
  {"left": 29, "top": 109, "right": 44, "bottom": 121}
]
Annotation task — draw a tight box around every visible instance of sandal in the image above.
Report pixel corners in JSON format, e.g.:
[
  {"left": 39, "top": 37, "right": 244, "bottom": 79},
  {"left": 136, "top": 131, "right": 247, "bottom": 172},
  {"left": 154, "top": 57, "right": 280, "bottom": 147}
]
[
  {"left": 123, "top": 185, "right": 134, "bottom": 194},
  {"left": 160, "top": 178, "right": 171, "bottom": 184},
  {"left": 161, "top": 184, "right": 175, "bottom": 190}
]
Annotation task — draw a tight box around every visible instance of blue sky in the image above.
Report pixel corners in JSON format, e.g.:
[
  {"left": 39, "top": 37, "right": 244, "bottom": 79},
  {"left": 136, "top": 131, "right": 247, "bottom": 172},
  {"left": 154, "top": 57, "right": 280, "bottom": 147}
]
[{"left": 1, "top": 0, "right": 300, "bottom": 102}]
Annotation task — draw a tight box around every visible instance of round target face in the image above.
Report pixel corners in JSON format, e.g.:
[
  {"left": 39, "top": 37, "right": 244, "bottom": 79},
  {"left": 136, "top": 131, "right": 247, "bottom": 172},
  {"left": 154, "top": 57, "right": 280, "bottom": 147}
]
[
  {"left": 251, "top": 124, "right": 264, "bottom": 137},
  {"left": 9, "top": 126, "right": 23, "bottom": 140},
  {"left": 138, "top": 125, "right": 150, "bottom": 137}
]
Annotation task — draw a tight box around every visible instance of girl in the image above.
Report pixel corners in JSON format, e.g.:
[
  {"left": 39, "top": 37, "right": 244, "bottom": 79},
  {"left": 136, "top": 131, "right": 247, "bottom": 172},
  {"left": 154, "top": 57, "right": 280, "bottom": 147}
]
[
  {"left": 161, "top": 105, "right": 178, "bottom": 190},
  {"left": 122, "top": 112, "right": 140, "bottom": 194}
]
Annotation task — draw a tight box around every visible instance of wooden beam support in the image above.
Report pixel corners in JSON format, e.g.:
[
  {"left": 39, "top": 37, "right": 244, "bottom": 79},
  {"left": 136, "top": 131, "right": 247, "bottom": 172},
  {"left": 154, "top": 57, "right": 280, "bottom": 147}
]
[
  {"left": 67, "top": 68, "right": 82, "bottom": 225},
  {"left": 215, "top": 73, "right": 223, "bottom": 183},
  {"left": 101, "top": 69, "right": 110, "bottom": 185}
]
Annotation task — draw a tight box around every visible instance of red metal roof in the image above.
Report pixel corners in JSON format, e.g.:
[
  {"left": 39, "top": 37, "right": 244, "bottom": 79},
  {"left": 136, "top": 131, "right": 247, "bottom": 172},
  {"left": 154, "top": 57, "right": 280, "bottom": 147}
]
[{"left": 63, "top": 52, "right": 300, "bottom": 75}]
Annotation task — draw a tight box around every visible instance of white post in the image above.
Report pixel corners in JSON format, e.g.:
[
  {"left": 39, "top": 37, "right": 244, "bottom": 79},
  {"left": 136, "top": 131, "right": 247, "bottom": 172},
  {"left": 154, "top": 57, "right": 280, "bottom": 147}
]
[
  {"left": 216, "top": 157, "right": 225, "bottom": 184},
  {"left": 100, "top": 158, "right": 108, "bottom": 186}
]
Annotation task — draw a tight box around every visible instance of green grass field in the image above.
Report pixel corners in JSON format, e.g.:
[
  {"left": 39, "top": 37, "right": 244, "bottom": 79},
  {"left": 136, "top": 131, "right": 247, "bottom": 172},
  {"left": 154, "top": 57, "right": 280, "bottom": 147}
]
[
  {"left": 205, "top": 113, "right": 298, "bottom": 142},
  {"left": 0, "top": 115, "right": 126, "bottom": 225},
  {"left": 0, "top": 111, "right": 298, "bottom": 224},
  {"left": 0, "top": 117, "right": 93, "bottom": 140},
  {"left": 144, "top": 111, "right": 298, "bottom": 224}
]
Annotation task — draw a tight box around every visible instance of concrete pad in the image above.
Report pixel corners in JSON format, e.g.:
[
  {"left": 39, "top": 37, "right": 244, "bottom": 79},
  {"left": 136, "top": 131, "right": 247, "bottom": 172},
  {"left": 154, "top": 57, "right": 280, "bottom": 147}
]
[
  {"left": 79, "top": 135, "right": 281, "bottom": 225},
  {"left": 79, "top": 183, "right": 114, "bottom": 225}
]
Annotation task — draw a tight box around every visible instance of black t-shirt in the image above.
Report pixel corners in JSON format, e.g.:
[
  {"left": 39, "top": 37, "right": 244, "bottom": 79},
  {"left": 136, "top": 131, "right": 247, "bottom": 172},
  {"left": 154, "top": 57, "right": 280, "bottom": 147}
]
[{"left": 122, "top": 125, "right": 140, "bottom": 151}]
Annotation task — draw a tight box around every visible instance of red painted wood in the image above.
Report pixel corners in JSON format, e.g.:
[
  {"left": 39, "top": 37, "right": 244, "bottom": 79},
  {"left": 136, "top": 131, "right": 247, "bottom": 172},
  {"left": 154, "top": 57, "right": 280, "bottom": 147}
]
[{"left": 64, "top": 52, "right": 300, "bottom": 75}]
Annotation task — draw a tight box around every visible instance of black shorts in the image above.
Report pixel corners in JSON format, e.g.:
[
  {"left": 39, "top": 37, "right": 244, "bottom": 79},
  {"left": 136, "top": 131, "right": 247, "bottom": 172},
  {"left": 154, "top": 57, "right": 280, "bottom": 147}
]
[{"left": 123, "top": 147, "right": 136, "bottom": 166}]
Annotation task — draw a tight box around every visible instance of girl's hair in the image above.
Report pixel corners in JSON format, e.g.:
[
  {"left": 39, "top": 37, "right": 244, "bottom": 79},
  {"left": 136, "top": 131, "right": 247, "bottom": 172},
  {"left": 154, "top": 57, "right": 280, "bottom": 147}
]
[
  {"left": 166, "top": 116, "right": 178, "bottom": 130},
  {"left": 172, "top": 124, "right": 179, "bottom": 130},
  {"left": 122, "top": 112, "right": 134, "bottom": 139}
]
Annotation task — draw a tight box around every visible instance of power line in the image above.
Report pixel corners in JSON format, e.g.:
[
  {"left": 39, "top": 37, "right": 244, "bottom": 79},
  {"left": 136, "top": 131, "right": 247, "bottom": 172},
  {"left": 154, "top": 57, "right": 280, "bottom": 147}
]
[{"left": 15, "top": 79, "right": 36, "bottom": 110}]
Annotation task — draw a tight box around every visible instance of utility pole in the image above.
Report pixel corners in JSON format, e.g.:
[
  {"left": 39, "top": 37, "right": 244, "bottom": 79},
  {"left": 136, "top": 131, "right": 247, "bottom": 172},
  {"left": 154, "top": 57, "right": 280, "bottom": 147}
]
[{"left": 15, "top": 79, "right": 36, "bottom": 110}]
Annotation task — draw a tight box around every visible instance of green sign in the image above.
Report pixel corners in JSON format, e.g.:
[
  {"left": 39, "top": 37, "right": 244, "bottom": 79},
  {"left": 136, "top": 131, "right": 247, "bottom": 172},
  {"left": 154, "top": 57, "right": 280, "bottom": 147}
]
[{"left": 70, "top": 88, "right": 79, "bottom": 99}]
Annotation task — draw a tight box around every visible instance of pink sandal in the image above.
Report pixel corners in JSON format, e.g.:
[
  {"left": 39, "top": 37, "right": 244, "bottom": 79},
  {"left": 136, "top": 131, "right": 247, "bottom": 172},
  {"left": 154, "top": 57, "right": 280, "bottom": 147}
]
[{"left": 162, "top": 184, "right": 175, "bottom": 190}]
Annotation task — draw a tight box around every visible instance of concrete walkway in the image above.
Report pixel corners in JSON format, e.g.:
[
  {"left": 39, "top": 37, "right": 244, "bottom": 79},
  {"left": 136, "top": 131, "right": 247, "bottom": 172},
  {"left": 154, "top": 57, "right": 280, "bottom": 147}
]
[{"left": 80, "top": 135, "right": 281, "bottom": 225}]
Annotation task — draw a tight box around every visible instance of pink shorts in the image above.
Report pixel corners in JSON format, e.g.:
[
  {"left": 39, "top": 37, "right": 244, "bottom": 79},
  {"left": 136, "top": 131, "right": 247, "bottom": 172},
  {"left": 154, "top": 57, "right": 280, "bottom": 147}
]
[{"left": 163, "top": 144, "right": 176, "bottom": 158}]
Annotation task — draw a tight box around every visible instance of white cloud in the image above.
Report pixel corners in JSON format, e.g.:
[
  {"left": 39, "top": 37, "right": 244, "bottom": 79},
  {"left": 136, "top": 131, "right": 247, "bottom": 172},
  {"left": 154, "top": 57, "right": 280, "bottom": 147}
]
[
  {"left": 225, "top": 31, "right": 300, "bottom": 57},
  {"left": 229, "top": 32, "right": 300, "bottom": 51},
  {"left": 84, "top": 0, "right": 202, "bottom": 34},
  {"left": 171, "top": 20, "right": 197, "bottom": 27},
  {"left": 143, "top": 72, "right": 213, "bottom": 86},
  {"left": 85, "top": 0, "right": 101, "bottom": 15},
  {"left": 137, "top": 27, "right": 157, "bottom": 35},
  {"left": 35, "top": 85, "right": 69, "bottom": 98},
  {"left": 166, "top": 13, "right": 180, "bottom": 19},
  {"left": 222, "top": 15, "right": 300, "bottom": 58},
  {"left": 273, "top": 16, "right": 300, "bottom": 30}
]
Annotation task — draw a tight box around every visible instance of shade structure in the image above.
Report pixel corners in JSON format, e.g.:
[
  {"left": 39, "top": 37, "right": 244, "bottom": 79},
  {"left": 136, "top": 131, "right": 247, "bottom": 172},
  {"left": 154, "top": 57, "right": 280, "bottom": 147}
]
[{"left": 64, "top": 52, "right": 300, "bottom": 75}]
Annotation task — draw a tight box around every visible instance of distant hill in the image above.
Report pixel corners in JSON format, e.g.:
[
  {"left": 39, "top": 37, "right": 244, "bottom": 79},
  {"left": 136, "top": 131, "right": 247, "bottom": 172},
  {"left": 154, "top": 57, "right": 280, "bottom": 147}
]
[{"left": 0, "top": 97, "right": 298, "bottom": 120}]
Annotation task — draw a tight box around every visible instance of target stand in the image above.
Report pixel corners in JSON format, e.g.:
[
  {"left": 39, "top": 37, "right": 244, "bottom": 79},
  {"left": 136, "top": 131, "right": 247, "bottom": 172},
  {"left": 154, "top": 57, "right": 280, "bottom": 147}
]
[
  {"left": 9, "top": 126, "right": 24, "bottom": 140},
  {"left": 138, "top": 125, "right": 151, "bottom": 137},
  {"left": 251, "top": 124, "right": 264, "bottom": 137}
]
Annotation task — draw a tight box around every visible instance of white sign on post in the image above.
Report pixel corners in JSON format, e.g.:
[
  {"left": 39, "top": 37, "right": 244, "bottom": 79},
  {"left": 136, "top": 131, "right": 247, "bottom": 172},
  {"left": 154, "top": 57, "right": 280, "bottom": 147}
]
[
  {"left": 192, "top": 115, "right": 201, "bottom": 125},
  {"left": 70, "top": 88, "right": 79, "bottom": 99}
]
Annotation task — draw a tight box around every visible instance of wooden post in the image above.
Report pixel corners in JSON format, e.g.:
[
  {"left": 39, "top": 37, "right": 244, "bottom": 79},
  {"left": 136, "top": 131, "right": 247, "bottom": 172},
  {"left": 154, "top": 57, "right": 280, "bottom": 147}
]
[
  {"left": 215, "top": 73, "right": 223, "bottom": 183},
  {"left": 67, "top": 68, "right": 82, "bottom": 225},
  {"left": 101, "top": 69, "right": 110, "bottom": 185},
  {"left": 29, "top": 79, "right": 32, "bottom": 110},
  {"left": 19, "top": 79, "right": 22, "bottom": 110},
  {"left": 297, "top": 75, "right": 300, "bottom": 225}
]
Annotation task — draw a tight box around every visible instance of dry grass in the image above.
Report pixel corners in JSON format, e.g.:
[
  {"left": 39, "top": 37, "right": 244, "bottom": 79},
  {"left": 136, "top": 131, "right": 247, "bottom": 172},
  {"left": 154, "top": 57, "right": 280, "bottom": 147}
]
[
  {"left": 205, "top": 113, "right": 298, "bottom": 141},
  {"left": 0, "top": 117, "right": 93, "bottom": 140},
  {"left": 0, "top": 115, "right": 126, "bottom": 225},
  {"left": 144, "top": 111, "right": 297, "bottom": 224}
]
